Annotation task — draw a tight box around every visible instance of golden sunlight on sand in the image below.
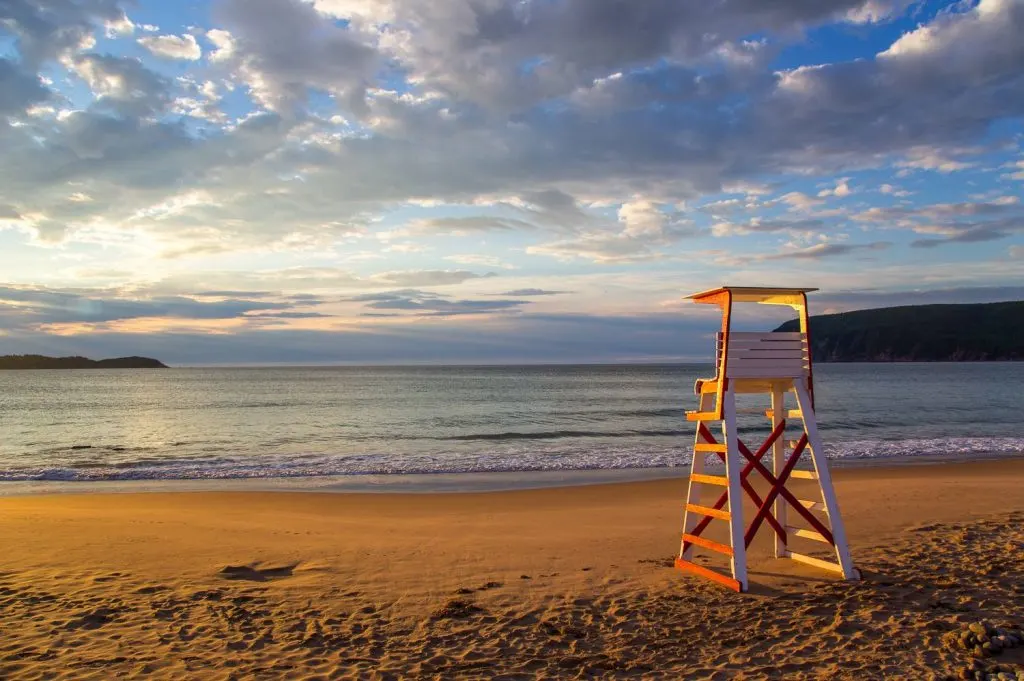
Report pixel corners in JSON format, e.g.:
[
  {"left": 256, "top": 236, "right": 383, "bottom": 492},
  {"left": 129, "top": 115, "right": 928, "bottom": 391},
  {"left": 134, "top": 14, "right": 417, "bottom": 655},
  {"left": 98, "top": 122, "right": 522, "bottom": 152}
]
[{"left": 1, "top": 459, "right": 1022, "bottom": 679}]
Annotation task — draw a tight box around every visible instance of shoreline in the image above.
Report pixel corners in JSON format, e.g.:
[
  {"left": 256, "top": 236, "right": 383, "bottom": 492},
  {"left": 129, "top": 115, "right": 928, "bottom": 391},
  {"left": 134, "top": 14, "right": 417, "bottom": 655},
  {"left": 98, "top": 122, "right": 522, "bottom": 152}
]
[{"left": 1, "top": 450, "right": 1020, "bottom": 497}]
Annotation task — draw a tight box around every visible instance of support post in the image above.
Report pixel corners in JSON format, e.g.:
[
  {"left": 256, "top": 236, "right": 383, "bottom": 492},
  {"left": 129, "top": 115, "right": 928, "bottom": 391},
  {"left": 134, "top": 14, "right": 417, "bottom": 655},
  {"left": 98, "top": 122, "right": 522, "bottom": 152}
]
[
  {"left": 770, "top": 383, "right": 788, "bottom": 559},
  {"left": 722, "top": 387, "right": 748, "bottom": 591},
  {"left": 793, "top": 381, "right": 857, "bottom": 580}
]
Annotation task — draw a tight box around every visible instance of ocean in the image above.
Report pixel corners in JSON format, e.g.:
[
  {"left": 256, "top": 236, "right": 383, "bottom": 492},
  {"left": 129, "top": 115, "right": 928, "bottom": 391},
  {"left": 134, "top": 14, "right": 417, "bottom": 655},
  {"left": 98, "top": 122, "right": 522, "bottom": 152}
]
[{"left": 0, "top": 363, "right": 1021, "bottom": 490}]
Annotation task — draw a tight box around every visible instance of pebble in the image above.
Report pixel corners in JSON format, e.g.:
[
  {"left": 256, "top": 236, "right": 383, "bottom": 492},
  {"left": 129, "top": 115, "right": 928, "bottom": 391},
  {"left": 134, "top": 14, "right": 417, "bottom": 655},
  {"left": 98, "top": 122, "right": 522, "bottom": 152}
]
[{"left": 952, "top": 621, "right": 1024, "bottom": 681}]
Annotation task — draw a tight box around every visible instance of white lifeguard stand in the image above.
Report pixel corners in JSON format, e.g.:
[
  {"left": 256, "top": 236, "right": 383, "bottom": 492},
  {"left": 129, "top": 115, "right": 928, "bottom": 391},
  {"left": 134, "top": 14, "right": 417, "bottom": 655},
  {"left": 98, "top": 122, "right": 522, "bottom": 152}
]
[{"left": 675, "top": 286, "right": 858, "bottom": 592}]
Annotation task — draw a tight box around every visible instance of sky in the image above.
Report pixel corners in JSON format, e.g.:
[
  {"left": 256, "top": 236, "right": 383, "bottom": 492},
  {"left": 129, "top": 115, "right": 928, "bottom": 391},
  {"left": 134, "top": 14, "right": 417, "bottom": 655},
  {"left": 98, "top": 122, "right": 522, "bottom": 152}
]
[{"left": 0, "top": 0, "right": 1022, "bottom": 365}]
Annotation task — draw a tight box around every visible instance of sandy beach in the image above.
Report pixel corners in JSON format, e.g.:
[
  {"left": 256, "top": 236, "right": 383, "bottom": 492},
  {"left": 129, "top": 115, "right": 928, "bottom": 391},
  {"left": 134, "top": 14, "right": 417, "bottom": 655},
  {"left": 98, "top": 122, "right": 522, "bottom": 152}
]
[{"left": 1, "top": 458, "right": 1023, "bottom": 680}]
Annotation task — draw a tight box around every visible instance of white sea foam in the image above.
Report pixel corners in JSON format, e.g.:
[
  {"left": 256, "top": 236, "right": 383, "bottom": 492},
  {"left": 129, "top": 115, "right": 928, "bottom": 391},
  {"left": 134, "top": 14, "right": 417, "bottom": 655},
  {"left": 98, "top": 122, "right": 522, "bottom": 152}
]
[{"left": 0, "top": 437, "right": 1020, "bottom": 482}]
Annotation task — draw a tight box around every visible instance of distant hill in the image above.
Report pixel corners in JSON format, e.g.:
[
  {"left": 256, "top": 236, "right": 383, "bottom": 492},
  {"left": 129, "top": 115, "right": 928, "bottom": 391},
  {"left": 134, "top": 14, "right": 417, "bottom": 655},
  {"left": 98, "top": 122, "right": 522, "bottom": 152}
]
[
  {"left": 0, "top": 355, "right": 169, "bottom": 370},
  {"left": 774, "top": 301, "right": 1024, "bottom": 362}
]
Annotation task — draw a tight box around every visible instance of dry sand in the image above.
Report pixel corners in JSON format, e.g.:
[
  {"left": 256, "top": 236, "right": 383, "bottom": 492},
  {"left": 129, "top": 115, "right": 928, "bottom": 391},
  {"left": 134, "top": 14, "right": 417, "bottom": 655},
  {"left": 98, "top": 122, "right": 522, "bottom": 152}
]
[{"left": 1, "top": 459, "right": 1023, "bottom": 680}]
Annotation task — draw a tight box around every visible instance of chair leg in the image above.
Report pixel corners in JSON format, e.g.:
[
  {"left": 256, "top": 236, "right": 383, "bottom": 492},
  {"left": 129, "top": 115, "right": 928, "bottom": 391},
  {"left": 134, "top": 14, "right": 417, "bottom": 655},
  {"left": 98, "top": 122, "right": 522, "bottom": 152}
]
[
  {"left": 770, "top": 384, "right": 788, "bottom": 559},
  {"left": 722, "top": 387, "right": 748, "bottom": 592},
  {"left": 793, "top": 381, "right": 858, "bottom": 580}
]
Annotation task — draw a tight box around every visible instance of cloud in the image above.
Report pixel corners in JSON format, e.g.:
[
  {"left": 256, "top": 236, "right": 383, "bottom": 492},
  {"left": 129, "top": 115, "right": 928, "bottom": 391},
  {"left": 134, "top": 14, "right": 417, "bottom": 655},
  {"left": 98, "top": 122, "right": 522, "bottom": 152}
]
[
  {"left": 764, "top": 242, "right": 891, "bottom": 260},
  {"left": 817, "top": 177, "right": 853, "bottom": 198},
  {"left": 0, "top": 59, "right": 51, "bottom": 114},
  {"left": 0, "top": 285, "right": 298, "bottom": 328},
  {"left": 205, "top": 29, "right": 236, "bottom": 62},
  {"left": 70, "top": 53, "right": 171, "bottom": 116},
  {"left": 346, "top": 289, "right": 528, "bottom": 317},
  {"left": 711, "top": 218, "right": 824, "bottom": 237},
  {"left": 137, "top": 34, "right": 202, "bottom": 60},
  {"left": 0, "top": 0, "right": 129, "bottom": 64},
  {"left": 909, "top": 218, "right": 1024, "bottom": 248},
  {"left": 402, "top": 216, "right": 538, "bottom": 235},
  {"left": 528, "top": 198, "right": 701, "bottom": 262},
  {"left": 855, "top": 198, "right": 1021, "bottom": 223},
  {"left": 372, "top": 270, "right": 498, "bottom": 287},
  {"left": 214, "top": 0, "right": 379, "bottom": 113},
  {"left": 496, "top": 289, "right": 568, "bottom": 297},
  {"left": 1, "top": 0, "right": 1024, "bottom": 363},
  {"left": 778, "top": 192, "right": 824, "bottom": 211},
  {"left": 444, "top": 254, "right": 517, "bottom": 269}
]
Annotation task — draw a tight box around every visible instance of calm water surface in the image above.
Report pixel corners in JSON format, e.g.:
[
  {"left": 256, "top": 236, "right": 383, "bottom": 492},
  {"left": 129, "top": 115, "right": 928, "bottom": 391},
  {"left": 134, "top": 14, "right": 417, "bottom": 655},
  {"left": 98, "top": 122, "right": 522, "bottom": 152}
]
[{"left": 0, "top": 363, "right": 1021, "bottom": 483}]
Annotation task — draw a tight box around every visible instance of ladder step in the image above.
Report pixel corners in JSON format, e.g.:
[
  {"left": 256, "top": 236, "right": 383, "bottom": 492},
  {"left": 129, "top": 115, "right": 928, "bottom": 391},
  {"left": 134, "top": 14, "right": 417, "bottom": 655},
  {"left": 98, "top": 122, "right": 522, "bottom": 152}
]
[
  {"left": 685, "top": 503, "right": 731, "bottom": 521},
  {"left": 796, "top": 499, "right": 827, "bottom": 513},
  {"left": 682, "top": 533, "right": 734, "bottom": 556},
  {"left": 693, "top": 443, "right": 727, "bottom": 453},
  {"left": 690, "top": 473, "right": 729, "bottom": 487},
  {"left": 674, "top": 557, "right": 742, "bottom": 592},
  {"left": 786, "top": 551, "right": 846, "bottom": 575},
  {"left": 786, "top": 526, "right": 831, "bottom": 544},
  {"left": 789, "top": 470, "right": 818, "bottom": 480},
  {"left": 764, "top": 409, "right": 803, "bottom": 419},
  {"left": 686, "top": 411, "right": 722, "bottom": 422}
]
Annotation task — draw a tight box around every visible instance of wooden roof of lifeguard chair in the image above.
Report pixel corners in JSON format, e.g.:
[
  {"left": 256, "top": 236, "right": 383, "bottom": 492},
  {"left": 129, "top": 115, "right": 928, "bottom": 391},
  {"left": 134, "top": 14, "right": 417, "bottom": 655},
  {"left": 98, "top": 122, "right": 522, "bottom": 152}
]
[{"left": 686, "top": 287, "right": 818, "bottom": 423}]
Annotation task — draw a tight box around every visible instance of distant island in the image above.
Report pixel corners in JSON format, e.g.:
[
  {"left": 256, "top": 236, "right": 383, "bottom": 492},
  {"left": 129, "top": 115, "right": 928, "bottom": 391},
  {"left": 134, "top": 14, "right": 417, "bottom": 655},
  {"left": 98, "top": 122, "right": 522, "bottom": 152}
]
[
  {"left": 0, "top": 355, "right": 169, "bottom": 370},
  {"left": 775, "top": 301, "right": 1023, "bottom": 362}
]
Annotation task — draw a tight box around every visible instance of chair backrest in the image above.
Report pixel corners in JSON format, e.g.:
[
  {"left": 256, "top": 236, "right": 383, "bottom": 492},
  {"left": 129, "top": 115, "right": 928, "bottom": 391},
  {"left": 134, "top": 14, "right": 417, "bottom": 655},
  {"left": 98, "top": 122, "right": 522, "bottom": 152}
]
[{"left": 717, "top": 331, "right": 809, "bottom": 379}]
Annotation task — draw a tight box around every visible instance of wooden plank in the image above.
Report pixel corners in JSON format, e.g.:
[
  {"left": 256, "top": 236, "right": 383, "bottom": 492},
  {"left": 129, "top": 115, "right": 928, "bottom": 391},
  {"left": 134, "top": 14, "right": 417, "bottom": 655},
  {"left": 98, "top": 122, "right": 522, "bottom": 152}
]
[
  {"left": 686, "top": 411, "right": 723, "bottom": 422},
  {"left": 720, "top": 341, "right": 806, "bottom": 351},
  {"left": 727, "top": 367, "right": 809, "bottom": 379},
  {"left": 732, "top": 379, "right": 794, "bottom": 394},
  {"left": 722, "top": 331, "right": 805, "bottom": 341},
  {"left": 728, "top": 360, "right": 808, "bottom": 369},
  {"left": 686, "top": 503, "right": 731, "bottom": 521},
  {"left": 690, "top": 473, "right": 729, "bottom": 487},
  {"left": 694, "top": 443, "right": 727, "bottom": 453},
  {"left": 727, "top": 351, "right": 809, "bottom": 360},
  {"left": 786, "top": 551, "right": 846, "bottom": 575},
  {"left": 720, "top": 335, "right": 806, "bottom": 341},
  {"left": 674, "top": 557, "right": 742, "bottom": 592},
  {"left": 682, "top": 533, "right": 734, "bottom": 556},
  {"left": 727, "top": 356, "right": 808, "bottom": 365},
  {"left": 786, "top": 526, "right": 831, "bottom": 543},
  {"left": 796, "top": 499, "right": 826, "bottom": 512},
  {"left": 763, "top": 409, "right": 803, "bottom": 419},
  {"left": 789, "top": 469, "right": 818, "bottom": 480},
  {"left": 697, "top": 379, "right": 720, "bottom": 394}
]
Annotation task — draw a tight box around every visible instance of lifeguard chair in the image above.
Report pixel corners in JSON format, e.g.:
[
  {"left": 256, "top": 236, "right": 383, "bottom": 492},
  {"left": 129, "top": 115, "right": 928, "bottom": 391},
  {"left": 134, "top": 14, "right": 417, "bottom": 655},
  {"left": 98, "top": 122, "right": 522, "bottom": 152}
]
[{"left": 676, "top": 287, "right": 858, "bottom": 592}]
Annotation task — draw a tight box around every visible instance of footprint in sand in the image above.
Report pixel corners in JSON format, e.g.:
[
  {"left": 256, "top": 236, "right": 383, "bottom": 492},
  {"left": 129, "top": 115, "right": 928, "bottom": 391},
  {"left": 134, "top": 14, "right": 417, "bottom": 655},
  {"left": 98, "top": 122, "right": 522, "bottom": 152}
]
[{"left": 217, "top": 563, "right": 299, "bottom": 582}]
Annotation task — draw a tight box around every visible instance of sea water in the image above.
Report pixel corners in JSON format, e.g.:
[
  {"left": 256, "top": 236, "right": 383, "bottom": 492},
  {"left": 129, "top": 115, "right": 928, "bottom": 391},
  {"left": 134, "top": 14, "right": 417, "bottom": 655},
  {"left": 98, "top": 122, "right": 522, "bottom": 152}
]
[{"left": 0, "top": 363, "right": 1020, "bottom": 487}]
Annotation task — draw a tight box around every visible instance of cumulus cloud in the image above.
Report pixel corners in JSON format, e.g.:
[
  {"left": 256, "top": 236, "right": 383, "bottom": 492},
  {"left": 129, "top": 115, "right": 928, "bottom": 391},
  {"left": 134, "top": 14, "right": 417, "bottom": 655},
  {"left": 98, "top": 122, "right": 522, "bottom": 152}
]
[
  {"left": 70, "top": 53, "right": 170, "bottom": 115},
  {"left": 213, "top": 0, "right": 379, "bottom": 113},
  {"left": 0, "top": 59, "right": 50, "bottom": 114},
  {"left": 138, "top": 34, "right": 202, "bottom": 60}
]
